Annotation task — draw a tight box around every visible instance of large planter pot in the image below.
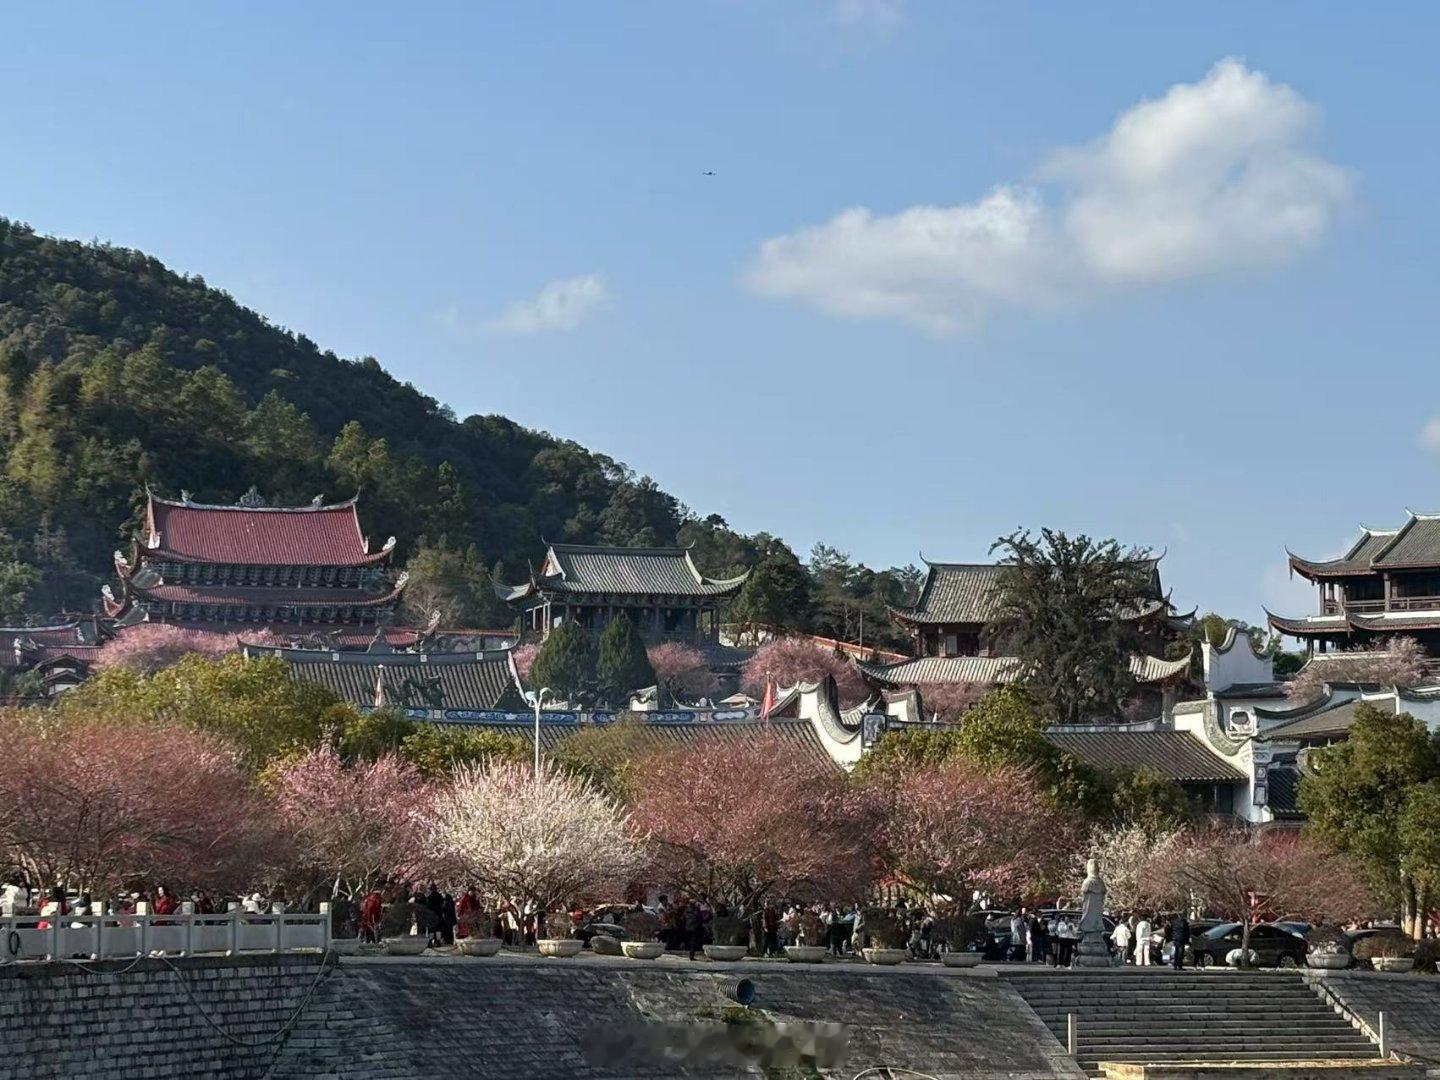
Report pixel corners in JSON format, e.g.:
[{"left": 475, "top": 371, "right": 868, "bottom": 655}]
[
  {"left": 862, "top": 947, "right": 907, "bottom": 966},
  {"left": 1375, "top": 956, "right": 1415, "bottom": 973},
  {"left": 703, "top": 944, "right": 748, "bottom": 961},
  {"left": 458, "top": 937, "right": 503, "bottom": 957},
  {"left": 941, "top": 950, "right": 982, "bottom": 968},
  {"left": 381, "top": 936, "right": 429, "bottom": 956},
  {"left": 589, "top": 933, "right": 623, "bottom": 956},
  {"left": 1307, "top": 951, "right": 1351, "bottom": 970},
  {"left": 329, "top": 937, "right": 363, "bottom": 956},
  {"left": 538, "top": 939, "right": 584, "bottom": 958},
  {"left": 622, "top": 941, "right": 665, "bottom": 960},
  {"left": 785, "top": 945, "right": 828, "bottom": 964}
]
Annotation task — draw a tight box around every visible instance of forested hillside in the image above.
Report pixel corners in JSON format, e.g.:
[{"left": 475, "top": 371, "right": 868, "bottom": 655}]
[{"left": 0, "top": 218, "right": 918, "bottom": 638}]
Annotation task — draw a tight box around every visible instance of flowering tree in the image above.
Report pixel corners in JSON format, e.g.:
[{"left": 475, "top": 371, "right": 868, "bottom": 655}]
[
  {"left": 268, "top": 749, "right": 436, "bottom": 900},
  {"left": 1079, "top": 823, "right": 1190, "bottom": 912},
  {"left": 510, "top": 643, "right": 538, "bottom": 683},
  {"left": 647, "top": 641, "right": 720, "bottom": 704},
  {"left": 1287, "top": 636, "right": 1427, "bottom": 703},
  {"left": 741, "top": 636, "right": 868, "bottom": 708},
  {"left": 1171, "top": 828, "right": 1373, "bottom": 965},
  {"left": 874, "top": 764, "right": 1077, "bottom": 904},
  {"left": 0, "top": 715, "right": 279, "bottom": 894},
  {"left": 429, "top": 762, "right": 645, "bottom": 915},
  {"left": 94, "top": 624, "right": 240, "bottom": 674},
  {"left": 919, "top": 681, "right": 989, "bottom": 722},
  {"left": 630, "top": 733, "right": 879, "bottom": 910}
]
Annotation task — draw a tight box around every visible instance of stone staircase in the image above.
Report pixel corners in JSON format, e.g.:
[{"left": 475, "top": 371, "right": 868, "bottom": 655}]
[{"left": 1002, "top": 969, "right": 1380, "bottom": 1078}]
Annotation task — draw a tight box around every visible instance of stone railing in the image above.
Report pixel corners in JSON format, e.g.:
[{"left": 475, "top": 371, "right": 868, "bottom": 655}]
[{"left": 1, "top": 907, "right": 330, "bottom": 963}]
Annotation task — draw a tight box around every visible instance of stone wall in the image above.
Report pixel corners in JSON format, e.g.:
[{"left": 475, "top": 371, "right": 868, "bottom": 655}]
[
  {"left": 0, "top": 954, "right": 328, "bottom": 1080},
  {"left": 2, "top": 954, "right": 1082, "bottom": 1080}
]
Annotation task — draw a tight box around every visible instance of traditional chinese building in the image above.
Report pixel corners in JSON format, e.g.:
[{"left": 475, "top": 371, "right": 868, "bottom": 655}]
[
  {"left": 245, "top": 639, "right": 527, "bottom": 716},
  {"left": 1268, "top": 510, "right": 1440, "bottom": 655},
  {"left": 857, "top": 556, "right": 1196, "bottom": 716},
  {"left": 0, "top": 616, "right": 111, "bottom": 701},
  {"left": 103, "top": 488, "right": 406, "bottom": 629},
  {"left": 494, "top": 543, "right": 747, "bottom": 644}
]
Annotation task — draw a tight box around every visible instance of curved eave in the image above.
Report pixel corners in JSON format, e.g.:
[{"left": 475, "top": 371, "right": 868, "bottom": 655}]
[
  {"left": 135, "top": 545, "right": 392, "bottom": 568},
  {"left": 1286, "top": 549, "right": 1367, "bottom": 580},
  {"left": 1347, "top": 612, "right": 1440, "bottom": 632},
  {"left": 1265, "top": 609, "right": 1349, "bottom": 637},
  {"left": 493, "top": 579, "right": 535, "bottom": 603},
  {"left": 129, "top": 579, "right": 408, "bottom": 610},
  {"left": 1128, "top": 653, "right": 1192, "bottom": 684}
]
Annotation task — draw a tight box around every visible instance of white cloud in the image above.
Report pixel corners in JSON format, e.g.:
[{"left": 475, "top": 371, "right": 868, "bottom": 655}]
[
  {"left": 1420, "top": 417, "right": 1440, "bottom": 452},
  {"left": 744, "top": 59, "right": 1354, "bottom": 336},
  {"left": 826, "top": 0, "right": 905, "bottom": 31},
  {"left": 486, "top": 273, "right": 610, "bottom": 335}
]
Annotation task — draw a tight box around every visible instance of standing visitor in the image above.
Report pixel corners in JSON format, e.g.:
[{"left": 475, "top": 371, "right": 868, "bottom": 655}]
[
  {"left": 1170, "top": 912, "right": 1191, "bottom": 970},
  {"left": 456, "top": 886, "right": 479, "bottom": 939},
  {"left": 360, "top": 888, "right": 383, "bottom": 944},
  {"left": 153, "top": 885, "right": 177, "bottom": 917},
  {"left": 1134, "top": 913, "right": 1153, "bottom": 966},
  {"left": 441, "top": 891, "right": 457, "bottom": 946},
  {"left": 1110, "top": 914, "right": 1132, "bottom": 964},
  {"left": 762, "top": 902, "right": 780, "bottom": 957},
  {"left": 1010, "top": 910, "right": 1028, "bottom": 962},
  {"left": 683, "top": 899, "right": 704, "bottom": 961}
]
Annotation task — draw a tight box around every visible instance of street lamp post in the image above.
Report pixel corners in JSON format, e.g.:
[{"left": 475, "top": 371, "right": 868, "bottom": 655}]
[{"left": 532, "top": 686, "right": 552, "bottom": 778}]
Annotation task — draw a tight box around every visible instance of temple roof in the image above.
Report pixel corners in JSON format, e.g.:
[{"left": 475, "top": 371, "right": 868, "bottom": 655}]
[
  {"left": 121, "top": 578, "right": 406, "bottom": 609},
  {"left": 1267, "top": 608, "right": 1440, "bottom": 636},
  {"left": 1265, "top": 611, "right": 1350, "bottom": 637},
  {"left": 140, "top": 490, "right": 391, "bottom": 567},
  {"left": 1044, "top": 729, "right": 1246, "bottom": 783},
  {"left": 1288, "top": 512, "right": 1440, "bottom": 578},
  {"left": 496, "top": 543, "right": 748, "bottom": 602},
  {"left": 249, "top": 644, "right": 526, "bottom": 712},
  {"left": 856, "top": 651, "right": 1188, "bottom": 688},
  {"left": 888, "top": 563, "right": 1005, "bottom": 625},
  {"left": 889, "top": 556, "right": 1171, "bottom": 627},
  {"left": 855, "top": 655, "right": 1023, "bottom": 686},
  {"left": 1255, "top": 695, "right": 1397, "bottom": 743}
]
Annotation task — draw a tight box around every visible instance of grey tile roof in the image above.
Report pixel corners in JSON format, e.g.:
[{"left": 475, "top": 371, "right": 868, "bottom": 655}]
[
  {"left": 1256, "top": 696, "right": 1397, "bottom": 743},
  {"left": 1290, "top": 514, "right": 1440, "bottom": 575},
  {"left": 254, "top": 646, "right": 526, "bottom": 712},
  {"left": 856, "top": 655, "right": 1023, "bottom": 686},
  {"left": 498, "top": 544, "right": 748, "bottom": 601},
  {"left": 1212, "top": 681, "right": 1289, "bottom": 700},
  {"left": 1044, "top": 730, "right": 1246, "bottom": 782},
  {"left": 890, "top": 563, "right": 1005, "bottom": 624},
  {"left": 442, "top": 716, "right": 838, "bottom": 769},
  {"left": 1127, "top": 653, "right": 1191, "bottom": 684}
]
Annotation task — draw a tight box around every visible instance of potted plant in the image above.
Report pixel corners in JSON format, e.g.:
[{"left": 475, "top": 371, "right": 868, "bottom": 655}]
[
  {"left": 620, "top": 911, "right": 664, "bottom": 960},
  {"left": 537, "top": 911, "right": 584, "bottom": 958},
  {"left": 1354, "top": 930, "right": 1416, "bottom": 974},
  {"left": 860, "top": 908, "right": 907, "bottom": 966},
  {"left": 937, "top": 912, "right": 985, "bottom": 968},
  {"left": 784, "top": 910, "right": 829, "bottom": 963},
  {"left": 378, "top": 898, "right": 429, "bottom": 955},
  {"left": 1304, "top": 926, "right": 1351, "bottom": 971},
  {"left": 704, "top": 913, "right": 750, "bottom": 961}
]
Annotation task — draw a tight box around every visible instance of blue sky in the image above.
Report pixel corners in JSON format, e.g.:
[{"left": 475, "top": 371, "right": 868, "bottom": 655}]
[{"left": 3, "top": 2, "right": 1438, "bottom": 626}]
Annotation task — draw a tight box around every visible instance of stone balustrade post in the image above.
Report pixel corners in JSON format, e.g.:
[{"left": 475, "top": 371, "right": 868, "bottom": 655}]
[{"left": 182, "top": 902, "right": 195, "bottom": 955}]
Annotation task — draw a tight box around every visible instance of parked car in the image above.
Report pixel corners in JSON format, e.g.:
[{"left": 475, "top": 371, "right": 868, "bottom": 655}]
[{"left": 1189, "top": 922, "right": 1307, "bottom": 968}]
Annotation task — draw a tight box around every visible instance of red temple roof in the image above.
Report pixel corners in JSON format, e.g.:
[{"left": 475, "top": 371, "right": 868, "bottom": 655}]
[{"left": 143, "top": 493, "right": 391, "bottom": 567}]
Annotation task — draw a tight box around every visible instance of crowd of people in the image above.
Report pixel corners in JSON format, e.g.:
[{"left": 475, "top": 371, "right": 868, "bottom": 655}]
[{"left": 999, "top": 904, "right": 1192, "bottom": 968}]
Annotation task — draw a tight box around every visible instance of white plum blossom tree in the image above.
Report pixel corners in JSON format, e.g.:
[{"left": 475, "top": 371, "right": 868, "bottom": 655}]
[{"left": 429, "top": 762, "right": 647, "bottom": 917}]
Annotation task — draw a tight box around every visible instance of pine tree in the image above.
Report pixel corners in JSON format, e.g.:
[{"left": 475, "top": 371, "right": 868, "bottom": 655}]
[
  {"left": 530, "top": 621, "right": 597, "bottom": 703},
  {"left": 595, "top": 614, "right": 655, "bottom": 706}
]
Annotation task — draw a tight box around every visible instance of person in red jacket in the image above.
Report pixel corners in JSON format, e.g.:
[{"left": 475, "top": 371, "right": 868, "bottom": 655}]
[
  {"left": 455, "top": 885, "right": 479, "bottom": 939},
  {"left": 360, "top": 888, "right": 383, "bottom": 944}
]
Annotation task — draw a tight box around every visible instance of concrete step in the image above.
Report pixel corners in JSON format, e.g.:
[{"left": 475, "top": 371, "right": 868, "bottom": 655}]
[
  {"left": 1077, "top": 1039, "right": 1377, "bottom": 1052},
  {"left": 1051, "top": 1021, "right": 1366, "bottom": 1037}
]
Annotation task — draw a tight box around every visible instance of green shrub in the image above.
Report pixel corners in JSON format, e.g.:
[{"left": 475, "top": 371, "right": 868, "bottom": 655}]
[{"left": 1352, "top": 930, "right": 1414, "bottom": 961}]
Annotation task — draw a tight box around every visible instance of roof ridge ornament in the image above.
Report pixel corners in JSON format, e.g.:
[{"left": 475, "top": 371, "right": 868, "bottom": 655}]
[{"left": 237, "top": 486, "right": 268, "bottom": 509}]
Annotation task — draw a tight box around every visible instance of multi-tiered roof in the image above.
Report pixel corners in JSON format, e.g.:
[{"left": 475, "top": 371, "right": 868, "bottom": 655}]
[
  {"left": 1269, "top": 510, "right": 1440, "bottom": 648},
  {"left": 103, "top": 488, "right": 405, "bottom": 627}
]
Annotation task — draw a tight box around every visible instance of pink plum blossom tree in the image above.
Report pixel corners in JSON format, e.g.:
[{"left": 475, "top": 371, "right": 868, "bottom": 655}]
[
  {"left": 630, "top": 733, "right": 879, "bottom": 909},
  {"left": 268, "top": 748, "right": 436, "bottom": 900},
  {"left": 94, "top": 624, "right": 242, "bottom": 674},
  {"left": 741, "top": 636, "right": 868, "bottom": 708},
  {"left": 647, "top": 641, "right": 719, "bottom": 703},
  {"left": 510, "top": 643, "right": 539, "bottom": 683},
  {"left": 1286, "top": 636, "right": 1427, "bottom": 704}
]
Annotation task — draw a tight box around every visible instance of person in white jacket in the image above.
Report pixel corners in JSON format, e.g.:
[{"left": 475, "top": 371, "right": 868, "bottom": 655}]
[
  {"left": 1134, "top": 915, "right": 1153, "bottom": 966},
  {"left": 1110, "top": 917, "right": 1132, "bottom": 964}
]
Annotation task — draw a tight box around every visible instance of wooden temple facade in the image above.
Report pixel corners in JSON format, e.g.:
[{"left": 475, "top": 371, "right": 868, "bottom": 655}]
[
  {"left": 1268, "top": 511, "right": 1440, "bottom": 655},
  {"left": 494, "top": 543, "right": 747, "bottom": 644},
  {"left": 103, "top": 488, "right": 406, "bottom": 628}
]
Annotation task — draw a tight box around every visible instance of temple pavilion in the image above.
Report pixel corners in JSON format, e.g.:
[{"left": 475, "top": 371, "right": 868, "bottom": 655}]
[
  {"left": 856, "top": 556, "right": 1195, "bottom": 714},
  {"left": 1268, "top": 510, "right": 1440, "bottom": 655},
  {"left": 103, "top": 488, "right": 406, "bottom": 629},
  {"left": 494, "top": 542, "right": 748, "bottom": 644}
]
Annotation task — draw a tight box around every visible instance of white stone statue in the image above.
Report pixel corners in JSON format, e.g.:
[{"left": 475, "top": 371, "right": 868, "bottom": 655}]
[{"left": 1079, "top": 857, "right": 1106, "bottom": 935}]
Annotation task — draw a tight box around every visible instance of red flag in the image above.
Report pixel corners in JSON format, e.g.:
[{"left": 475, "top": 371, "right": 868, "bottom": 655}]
[{"left": 760, "top": 675, "right": 776, "bottom": 722}]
